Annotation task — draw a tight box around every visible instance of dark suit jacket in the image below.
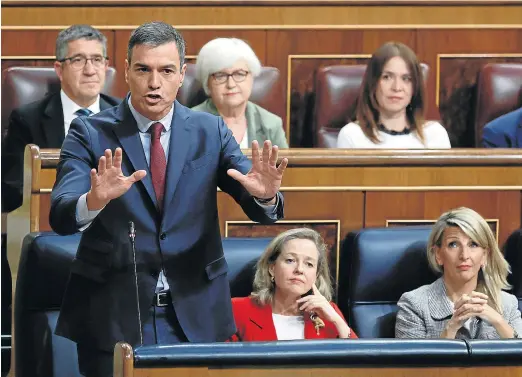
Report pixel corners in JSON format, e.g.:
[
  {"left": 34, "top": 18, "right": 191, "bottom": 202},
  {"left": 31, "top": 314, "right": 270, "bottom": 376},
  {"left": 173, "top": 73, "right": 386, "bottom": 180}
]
[
  {"left": 49, "top": 99, "right": 284, "bottom": 351},
  {"left": 1, "top": 92, "right": 120, "bottom": 212},
  {"left": 231, "top": 296, "right": 357, "bottom": 341},
  {"left": 482, "top": 107, "right": 522, "bottom": 148}
]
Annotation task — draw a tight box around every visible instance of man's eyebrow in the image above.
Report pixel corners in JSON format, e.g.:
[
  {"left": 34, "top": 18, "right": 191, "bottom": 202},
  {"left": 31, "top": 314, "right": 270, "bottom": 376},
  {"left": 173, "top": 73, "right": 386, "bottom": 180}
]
[{"left": 133, "top": 63, "right": 178, "bottom": 71}]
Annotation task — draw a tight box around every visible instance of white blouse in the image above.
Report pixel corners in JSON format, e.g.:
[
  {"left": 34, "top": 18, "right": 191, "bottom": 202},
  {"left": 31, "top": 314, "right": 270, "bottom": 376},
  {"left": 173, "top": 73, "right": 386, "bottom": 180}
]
[
  {"left": 272, "top": 313, "right": 305, "bottom": 340},
  {"left": 336, "top": 121, "right": 451, "bottom": 149}
]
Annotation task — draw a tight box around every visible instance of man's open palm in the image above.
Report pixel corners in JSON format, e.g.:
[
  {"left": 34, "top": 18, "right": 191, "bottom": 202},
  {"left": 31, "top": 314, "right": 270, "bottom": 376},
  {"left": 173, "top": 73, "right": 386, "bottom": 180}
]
[
  {"left": 227, "top": 140, "right": 288, "bottom": 199},
  {"left": 87, "top": 148, "right": 147, "bottom": 210}
]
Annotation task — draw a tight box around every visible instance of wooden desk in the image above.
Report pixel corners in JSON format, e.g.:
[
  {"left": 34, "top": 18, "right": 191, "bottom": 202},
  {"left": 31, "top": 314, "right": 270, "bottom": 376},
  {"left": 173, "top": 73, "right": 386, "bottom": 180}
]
[
  {"left": 4, "top": 146, "right": 522, "bottom": 377},
  {"left": 7, "top": 146, "right": 522, "bottom": 288},
  {"left": 112, "top": 341, "right": 522, "bottom": 377}
]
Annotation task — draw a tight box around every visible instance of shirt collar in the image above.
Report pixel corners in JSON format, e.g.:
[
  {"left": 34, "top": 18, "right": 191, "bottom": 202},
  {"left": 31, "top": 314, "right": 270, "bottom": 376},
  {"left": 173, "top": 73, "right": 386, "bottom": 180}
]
[
  {"left": 127, "top": 96, "right": 174, "bottom": 133},
  {"left": 60, "top": 89, "right": 100, "bottom": 117}
]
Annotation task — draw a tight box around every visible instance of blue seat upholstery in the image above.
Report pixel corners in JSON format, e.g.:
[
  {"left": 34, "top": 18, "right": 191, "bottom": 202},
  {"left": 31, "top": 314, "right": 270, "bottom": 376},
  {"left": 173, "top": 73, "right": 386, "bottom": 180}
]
[
  {"left": 15, "top": 232, "right": 272, "bottom": 377},
  {"left": 338, "top": 226, "right": 438, "bottom": 338}
]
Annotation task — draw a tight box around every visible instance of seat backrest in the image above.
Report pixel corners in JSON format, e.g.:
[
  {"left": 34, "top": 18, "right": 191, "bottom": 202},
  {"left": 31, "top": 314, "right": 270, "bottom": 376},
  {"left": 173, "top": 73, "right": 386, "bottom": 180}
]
[
  {"left": 14, "top": 232, "right": 271, "bottom": 377},
  {"left": 15, "top": 233, "right": 81, "bottom": 377},
  {"left": 474, "top": 63, "right": 522, "bottom": 146},
  {"left": 314, "top": 64, "right": 429, "bottom": 148},
  {"left": 504, "top": 228, "right": 522, "bottom": 312},
  {"left": 338, "top": 226, "right": 437, "bottom": 338},
  {"left": 1, "top": 66, "right": 117, "bottom": 138},
  {"left": 177, "top": 63, "right": 283, "bottom": 115}
]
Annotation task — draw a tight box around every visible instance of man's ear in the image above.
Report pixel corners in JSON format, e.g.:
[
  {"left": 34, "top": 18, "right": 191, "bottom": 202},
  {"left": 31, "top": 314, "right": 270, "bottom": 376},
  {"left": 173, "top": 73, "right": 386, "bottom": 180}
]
[
  {"left": 124, "top": 59, "right": 130, "bottom": 84},
  {"left": 180, "top": 63, "right": 187, "bottom": 84},
  {"left": 54, "top": 61, "right": 63, "bottom": 82}
]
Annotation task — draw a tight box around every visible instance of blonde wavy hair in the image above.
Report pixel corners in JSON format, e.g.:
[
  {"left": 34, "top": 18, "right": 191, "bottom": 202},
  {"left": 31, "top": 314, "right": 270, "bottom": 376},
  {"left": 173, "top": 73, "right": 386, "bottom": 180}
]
[
  {"left": 251, "top": 228, "right": 333, "bottom": 306},
  {"left": 427, "top": 207, "right": 511, "bottom": 313}
]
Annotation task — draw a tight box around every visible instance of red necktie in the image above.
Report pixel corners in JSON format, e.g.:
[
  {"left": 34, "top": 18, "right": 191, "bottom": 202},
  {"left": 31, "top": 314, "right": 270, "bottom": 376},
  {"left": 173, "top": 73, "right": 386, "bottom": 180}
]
[{"left": 150, "top": 122, "right": 166, "bottom": 210}]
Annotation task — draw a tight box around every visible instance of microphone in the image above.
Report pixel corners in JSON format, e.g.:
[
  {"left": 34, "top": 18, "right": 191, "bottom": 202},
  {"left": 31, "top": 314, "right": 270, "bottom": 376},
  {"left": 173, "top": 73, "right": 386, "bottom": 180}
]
[{"left": 129, "top": 221, "right": 143, "bottom": 345}]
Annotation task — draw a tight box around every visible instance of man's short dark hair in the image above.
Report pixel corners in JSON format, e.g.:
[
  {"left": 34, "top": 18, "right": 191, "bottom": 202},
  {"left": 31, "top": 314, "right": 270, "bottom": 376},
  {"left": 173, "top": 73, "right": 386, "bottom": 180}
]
[
  {"left": 127, "top": 21, "right": 186, "bottom": 66},
  {"left": 56, "top": 24, "right": 107, "bottom": 61}
]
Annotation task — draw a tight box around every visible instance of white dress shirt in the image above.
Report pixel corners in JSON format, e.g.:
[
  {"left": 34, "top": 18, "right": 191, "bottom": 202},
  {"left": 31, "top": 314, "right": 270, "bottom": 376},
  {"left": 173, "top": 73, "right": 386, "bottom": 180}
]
[{"left": 60, "top": 90, "right": 100, "bottom": 136}]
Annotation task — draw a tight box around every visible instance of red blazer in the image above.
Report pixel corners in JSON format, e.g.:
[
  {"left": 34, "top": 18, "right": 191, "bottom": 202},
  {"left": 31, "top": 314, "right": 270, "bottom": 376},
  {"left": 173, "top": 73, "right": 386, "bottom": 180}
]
[{"left": 231, "top": 296, "right": 358, "bottom": 341}]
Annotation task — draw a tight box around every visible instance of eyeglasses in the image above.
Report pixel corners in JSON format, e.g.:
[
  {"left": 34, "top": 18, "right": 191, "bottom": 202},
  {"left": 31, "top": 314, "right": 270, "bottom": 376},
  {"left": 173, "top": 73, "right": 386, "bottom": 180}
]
[
  {"left": 211, "top": 70, "right": 249, "bottom": 84},
  {"left": 58, "top": 55, "right": 108, "bottom": 70}
]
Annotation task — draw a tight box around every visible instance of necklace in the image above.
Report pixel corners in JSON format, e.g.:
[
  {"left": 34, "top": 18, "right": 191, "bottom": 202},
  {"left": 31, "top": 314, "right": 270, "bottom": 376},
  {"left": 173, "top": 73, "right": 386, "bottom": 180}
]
[{"left": 378, "top": 123, "right": 411, "bottom": 136}]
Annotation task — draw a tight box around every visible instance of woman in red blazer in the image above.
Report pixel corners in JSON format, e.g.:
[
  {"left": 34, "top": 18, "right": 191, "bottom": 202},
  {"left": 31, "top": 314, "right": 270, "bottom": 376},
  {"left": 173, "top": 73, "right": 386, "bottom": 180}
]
[{"left": 231, "top": 228, "right": 357, "bottom": 341}]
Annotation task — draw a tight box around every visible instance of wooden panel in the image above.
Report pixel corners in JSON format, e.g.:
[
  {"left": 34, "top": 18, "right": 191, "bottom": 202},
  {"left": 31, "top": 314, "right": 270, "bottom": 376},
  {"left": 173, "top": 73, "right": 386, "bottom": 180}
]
[
  {"left": 38, "top": 195, "right": 52, "bottom": 232},
  {"left": 1, "top": 59, "right": 54, "bottom": 73},
  {"left": 364, "top": 191, "right": 522, "bottom": 247},
  {"left": 1, "top": 30, "right": 116, "bottom": 57},
  {"left": 3, "top": 5, "right": 522, "bottom": 26},
  {"left": 415, "top": 29, "right": 522, "bottom": 147},
  {"left": 288, "top": 55, "right": 370, "bottom": 147},
  {"left": 282, "top": 166, "right": 522, "bottom": 186},
  {"left": 218, "top": 191, "right": 365, "bottom": 237},
  {"left": 437, "top": 55, "right": 522, "bottom": 147},
  {"left": 131, "top": 366, "right": 522, "bottom": 377}
]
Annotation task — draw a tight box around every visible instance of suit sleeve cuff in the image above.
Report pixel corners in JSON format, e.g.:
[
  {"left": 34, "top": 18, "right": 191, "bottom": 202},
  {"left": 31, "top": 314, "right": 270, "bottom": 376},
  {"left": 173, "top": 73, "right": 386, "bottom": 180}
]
[
  {"left": 76, "top": 193, "right": 104, "bottom": 231},
  {"left": 254, "top": 194, "right": 279, "bottom": 212}
]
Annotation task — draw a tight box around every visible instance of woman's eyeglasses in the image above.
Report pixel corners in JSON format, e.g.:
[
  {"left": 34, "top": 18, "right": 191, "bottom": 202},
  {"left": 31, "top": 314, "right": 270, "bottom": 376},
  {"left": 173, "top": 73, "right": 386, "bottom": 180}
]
[{"left": 211, "top": 70, "right": 249, "bottom": 84}]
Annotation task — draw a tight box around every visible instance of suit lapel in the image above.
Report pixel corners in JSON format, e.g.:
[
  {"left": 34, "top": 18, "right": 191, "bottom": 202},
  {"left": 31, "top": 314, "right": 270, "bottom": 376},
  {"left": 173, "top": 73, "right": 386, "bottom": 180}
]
[
  {"left": 162, "top": 102, "right": 191, "bottom": 213},
  {"left": 516, "top": 123, "right": 522, "bottom": 147},
  {"left": 248, "top": 302, "right": 278, "bottom": 340},
  {"left": 112, "top": 100, "right": 158, "bottom": 209},
  {"left": 42, "top": 93, "right": 66, "bottom": 148},
  {"left": 99, "top": 95, "right": 113, "bottom": 111},
  {"left": 428, "top": 278, "right": 454, "bottom": 320}
]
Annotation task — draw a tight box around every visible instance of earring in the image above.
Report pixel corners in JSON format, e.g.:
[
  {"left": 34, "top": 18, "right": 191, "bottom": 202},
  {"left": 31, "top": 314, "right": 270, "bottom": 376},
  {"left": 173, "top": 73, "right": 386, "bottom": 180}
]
[
  {"left": 270, "top": 276, "right": 275, "bottom": 283},
  {"left": 179, "top": 82, "right": 183, "bottom": 87}
]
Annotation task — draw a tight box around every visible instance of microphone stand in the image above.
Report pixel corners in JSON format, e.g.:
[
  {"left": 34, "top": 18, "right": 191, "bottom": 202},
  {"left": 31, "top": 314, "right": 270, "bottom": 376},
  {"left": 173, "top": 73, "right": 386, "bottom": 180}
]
[{"left": 129, "top": 221, "right": 143, "bottom": 345}]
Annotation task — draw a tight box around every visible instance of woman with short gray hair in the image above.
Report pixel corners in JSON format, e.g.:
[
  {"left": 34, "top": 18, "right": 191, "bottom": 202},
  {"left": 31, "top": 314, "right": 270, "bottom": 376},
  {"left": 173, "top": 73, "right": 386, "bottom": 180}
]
[
  {"left": 231, "top": 228, "right": 357, "bottom": 341},
  {"left": 192, "top": 38, "right": 288, "bottom": 148}
]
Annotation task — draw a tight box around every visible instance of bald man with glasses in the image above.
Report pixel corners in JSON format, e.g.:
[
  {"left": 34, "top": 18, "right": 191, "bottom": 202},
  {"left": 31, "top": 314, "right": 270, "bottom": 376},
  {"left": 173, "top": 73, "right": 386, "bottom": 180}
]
[{"left": 2, "top": 24, "right": 120, "bottom": 213}]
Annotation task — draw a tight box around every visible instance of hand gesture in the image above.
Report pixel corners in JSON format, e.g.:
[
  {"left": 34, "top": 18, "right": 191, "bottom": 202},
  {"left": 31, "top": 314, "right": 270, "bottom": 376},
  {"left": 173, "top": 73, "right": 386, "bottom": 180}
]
[
  {"left": 227, "top": 140, "right": 288, "bottom": 200},
  {"left": 447, "top": 291, "right": 488, "bottom": 332},
  {"left": 296, "top": 284, "right": 342, "bottom": 325},
  {"left": 86, "top": 148, "right": 147, "bottom": 210}
]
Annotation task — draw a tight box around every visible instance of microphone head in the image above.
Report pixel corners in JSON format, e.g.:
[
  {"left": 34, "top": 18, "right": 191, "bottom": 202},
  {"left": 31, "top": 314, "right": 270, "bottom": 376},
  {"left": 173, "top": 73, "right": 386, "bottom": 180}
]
[{"left": 128, "top": 221, "right": 136, "bottom": 238}]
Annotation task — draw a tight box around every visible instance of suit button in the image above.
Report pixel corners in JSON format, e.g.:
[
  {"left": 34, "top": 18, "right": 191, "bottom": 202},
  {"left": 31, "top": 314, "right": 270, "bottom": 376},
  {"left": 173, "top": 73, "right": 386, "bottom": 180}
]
[{"left": 160, "top": 233, "right": 167, "bottom": 240}]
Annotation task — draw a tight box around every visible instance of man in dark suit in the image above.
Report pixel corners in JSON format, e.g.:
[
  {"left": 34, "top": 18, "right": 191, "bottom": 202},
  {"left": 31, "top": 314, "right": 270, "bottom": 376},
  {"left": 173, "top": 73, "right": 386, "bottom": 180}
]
[
  {"left": 481, "top": 107, "right": 522, "bottom": 148},
  {"left": 1, "top": 24, "right": 120, "bottom": 212},
  {"left": 49, "top": 22, "right": 287, "bottom": 377}
]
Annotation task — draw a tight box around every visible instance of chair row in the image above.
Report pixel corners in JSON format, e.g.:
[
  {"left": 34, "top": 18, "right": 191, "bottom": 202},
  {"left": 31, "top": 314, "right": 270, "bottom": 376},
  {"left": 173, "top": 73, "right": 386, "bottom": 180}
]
[
  {"left": 14, "top": 226, "right": 522, "bottom": 377},
  {"left": 3, "top": 62, "right": 522, "bottom": 147}
]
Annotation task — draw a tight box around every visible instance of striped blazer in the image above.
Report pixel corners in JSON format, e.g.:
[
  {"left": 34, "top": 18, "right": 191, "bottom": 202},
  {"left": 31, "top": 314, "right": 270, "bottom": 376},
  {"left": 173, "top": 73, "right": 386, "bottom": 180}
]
[{"left": 395, "top": 277, "right": 522, "bottom": 339}]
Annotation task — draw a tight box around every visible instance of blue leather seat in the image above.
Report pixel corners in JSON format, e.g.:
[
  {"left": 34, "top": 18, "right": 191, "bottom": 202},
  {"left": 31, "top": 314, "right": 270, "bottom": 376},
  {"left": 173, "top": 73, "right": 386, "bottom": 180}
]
[
  {"left": 338, "top": 226, "right": 438, "bottom": 338},
  {"left": 14, "top": 232, "right": 271, "bottom": 377}
]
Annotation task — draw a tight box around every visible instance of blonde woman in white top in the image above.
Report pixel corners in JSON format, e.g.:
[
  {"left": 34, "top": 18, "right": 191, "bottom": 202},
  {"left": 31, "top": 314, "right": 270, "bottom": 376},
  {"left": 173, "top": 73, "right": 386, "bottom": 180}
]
[{"left": 337, "top": 42, "right": 451, "bottom": 149}]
